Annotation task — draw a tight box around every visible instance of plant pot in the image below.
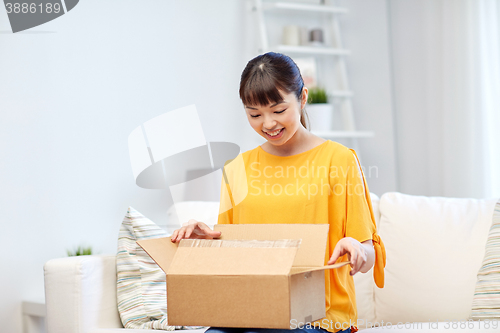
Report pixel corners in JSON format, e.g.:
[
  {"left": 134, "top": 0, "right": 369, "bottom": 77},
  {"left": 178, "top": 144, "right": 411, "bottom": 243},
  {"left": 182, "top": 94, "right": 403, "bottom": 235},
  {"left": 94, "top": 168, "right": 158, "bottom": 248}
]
[{"left": 306, "top": 103, "right": 333, "bottom": 132}]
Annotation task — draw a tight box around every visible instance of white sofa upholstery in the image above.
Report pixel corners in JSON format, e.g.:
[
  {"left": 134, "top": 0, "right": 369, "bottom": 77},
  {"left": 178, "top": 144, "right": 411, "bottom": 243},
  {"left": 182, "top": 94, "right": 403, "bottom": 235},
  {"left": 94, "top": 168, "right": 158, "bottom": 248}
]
[
  {"left": 44, "top": 192, "right": 499, "bottom": 332},
  {"left": 43, "top": 254, "right": 208, "bottom": 333}
]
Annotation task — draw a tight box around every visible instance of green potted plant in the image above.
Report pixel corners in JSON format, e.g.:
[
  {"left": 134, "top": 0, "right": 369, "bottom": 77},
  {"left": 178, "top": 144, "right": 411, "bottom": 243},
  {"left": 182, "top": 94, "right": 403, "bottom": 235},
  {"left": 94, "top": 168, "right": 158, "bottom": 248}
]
[
  {"left": 306, "top": 87, "right": 333, "bottom": 131},
  {"left": 67, "top": 245, "right": 93, "bottom": 257}
]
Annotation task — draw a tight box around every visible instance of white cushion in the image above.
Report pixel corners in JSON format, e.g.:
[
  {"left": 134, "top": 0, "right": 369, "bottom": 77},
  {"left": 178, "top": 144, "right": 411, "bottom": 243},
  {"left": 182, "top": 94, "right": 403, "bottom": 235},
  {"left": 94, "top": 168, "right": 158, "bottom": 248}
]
[
  {"left": 375, "top": 192, "right": 497, "bottom": 323},
  {"left": 353, "top": 192, "right": 380, "bottom": 327},
  {"left": 167, "top": 201, "right": 220, "bottom": 229}
]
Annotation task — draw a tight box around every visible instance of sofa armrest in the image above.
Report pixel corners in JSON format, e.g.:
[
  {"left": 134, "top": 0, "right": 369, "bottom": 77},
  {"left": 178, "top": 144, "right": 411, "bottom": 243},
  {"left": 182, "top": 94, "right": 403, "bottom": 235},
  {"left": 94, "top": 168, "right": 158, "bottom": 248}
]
[{"left": 44, "top": 254, "right": 123, "bottom": 333}]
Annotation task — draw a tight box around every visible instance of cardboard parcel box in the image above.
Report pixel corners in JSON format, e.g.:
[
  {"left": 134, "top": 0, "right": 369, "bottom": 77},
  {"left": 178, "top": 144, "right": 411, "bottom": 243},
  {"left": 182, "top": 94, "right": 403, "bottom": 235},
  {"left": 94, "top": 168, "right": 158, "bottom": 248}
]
[{"left": 137, "top": 224, "right": 350, "bottom": 329}]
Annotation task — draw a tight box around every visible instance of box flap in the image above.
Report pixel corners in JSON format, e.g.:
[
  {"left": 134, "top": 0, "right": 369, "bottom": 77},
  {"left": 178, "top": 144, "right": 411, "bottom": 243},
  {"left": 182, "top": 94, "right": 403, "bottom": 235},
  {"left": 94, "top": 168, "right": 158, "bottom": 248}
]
[
  {"left": 136, "top": 237, "right": 177, "bottom": 273},
  {"left": 168, "top": 239, "right": 299, "bottom": 275},
  {"left": 214, "top": 224, "right": 329, "bottom": 267},
  {"left": 289, "top": 261, "right": 351, "bottom": 275}
]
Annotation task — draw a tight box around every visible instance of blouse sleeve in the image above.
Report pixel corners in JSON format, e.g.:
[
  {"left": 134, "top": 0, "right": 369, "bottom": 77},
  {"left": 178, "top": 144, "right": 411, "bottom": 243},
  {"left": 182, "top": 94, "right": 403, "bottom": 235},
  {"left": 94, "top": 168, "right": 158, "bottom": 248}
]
[
  {"left": 216, "top": 153, "right": 249, "bottom": 225},
  {"left": 217, "top": 163, "right": 234, "bottom": 225},
  {"left": 345, "top": 148, "right": 387, "bottom": 288}
]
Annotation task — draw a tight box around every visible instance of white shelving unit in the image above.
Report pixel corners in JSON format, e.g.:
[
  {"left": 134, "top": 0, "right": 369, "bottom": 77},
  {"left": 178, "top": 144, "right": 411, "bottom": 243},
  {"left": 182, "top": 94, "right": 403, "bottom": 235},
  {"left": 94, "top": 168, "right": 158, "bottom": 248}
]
[
  {"left": 252, "top": 0, "right": 374, "bottom": 150},
  {"left": 262, "top": 1, "right": 348, "bottom": 13}
]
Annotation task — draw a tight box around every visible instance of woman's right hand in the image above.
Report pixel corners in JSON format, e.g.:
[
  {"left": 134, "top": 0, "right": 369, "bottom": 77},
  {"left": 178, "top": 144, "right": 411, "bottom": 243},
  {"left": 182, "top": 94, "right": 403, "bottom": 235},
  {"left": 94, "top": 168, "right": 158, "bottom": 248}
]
[{"left": 170, "top": 219, "right": 222, "bottom": 243}]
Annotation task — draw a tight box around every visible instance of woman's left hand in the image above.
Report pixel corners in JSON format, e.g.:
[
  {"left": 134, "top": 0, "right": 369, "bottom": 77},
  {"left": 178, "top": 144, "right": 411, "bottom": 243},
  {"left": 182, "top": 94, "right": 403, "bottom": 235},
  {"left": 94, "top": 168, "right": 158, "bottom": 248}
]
[{"left": 328, "top": 237, "right": 367, "bottom": 276}]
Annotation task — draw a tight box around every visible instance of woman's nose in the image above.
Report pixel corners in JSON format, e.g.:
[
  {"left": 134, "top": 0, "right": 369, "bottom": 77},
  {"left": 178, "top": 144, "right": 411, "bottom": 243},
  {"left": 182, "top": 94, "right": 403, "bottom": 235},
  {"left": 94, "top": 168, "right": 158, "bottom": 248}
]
[{"left": 262, "top": 115, "right": 277, "bottom": 130}]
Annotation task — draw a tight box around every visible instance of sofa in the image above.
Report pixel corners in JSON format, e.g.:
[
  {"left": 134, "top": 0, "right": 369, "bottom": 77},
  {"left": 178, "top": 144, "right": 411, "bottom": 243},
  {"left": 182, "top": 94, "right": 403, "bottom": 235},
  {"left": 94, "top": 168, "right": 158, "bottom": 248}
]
[{"left": 44, "top": 192, "right": 500, "bottom": 333}]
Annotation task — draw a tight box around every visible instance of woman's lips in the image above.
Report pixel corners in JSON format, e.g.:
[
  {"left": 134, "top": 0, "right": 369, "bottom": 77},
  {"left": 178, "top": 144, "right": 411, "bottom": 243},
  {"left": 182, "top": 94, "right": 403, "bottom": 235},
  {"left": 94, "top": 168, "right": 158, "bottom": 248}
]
[{"left": 264, "top": 128, "right": 284, "bottom": 139}]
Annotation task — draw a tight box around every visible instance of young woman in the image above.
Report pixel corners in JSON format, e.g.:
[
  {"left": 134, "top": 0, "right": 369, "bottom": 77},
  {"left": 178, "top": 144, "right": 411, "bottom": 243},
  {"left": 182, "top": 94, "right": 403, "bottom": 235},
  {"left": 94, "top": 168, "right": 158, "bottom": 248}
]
[{"left": 171, "top": 52, "right": 386, "bottom": 333}]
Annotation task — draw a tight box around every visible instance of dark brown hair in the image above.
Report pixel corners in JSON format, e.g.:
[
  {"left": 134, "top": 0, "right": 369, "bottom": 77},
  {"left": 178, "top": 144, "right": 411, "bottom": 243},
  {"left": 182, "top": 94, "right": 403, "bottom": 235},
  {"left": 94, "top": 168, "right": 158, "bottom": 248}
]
[{"left": 239, "top": 52, "right": 309, "bottom": 130}]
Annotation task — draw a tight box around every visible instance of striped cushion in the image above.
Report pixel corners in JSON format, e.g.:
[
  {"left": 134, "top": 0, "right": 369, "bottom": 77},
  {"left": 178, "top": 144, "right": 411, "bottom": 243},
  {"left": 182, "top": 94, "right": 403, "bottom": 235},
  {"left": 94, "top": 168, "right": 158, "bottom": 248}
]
[
  {"left": 470, "top": 200, "right": 500, "bottom": 319},
  {"left": 116, "top": 206, "right": 178, "bottom": 330}
]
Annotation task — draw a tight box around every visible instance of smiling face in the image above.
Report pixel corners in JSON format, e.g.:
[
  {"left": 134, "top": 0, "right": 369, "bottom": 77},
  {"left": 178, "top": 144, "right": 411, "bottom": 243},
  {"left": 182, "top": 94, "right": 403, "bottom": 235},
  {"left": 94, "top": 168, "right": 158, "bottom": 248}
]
[{"left": 244, "top": 89, "right": 307, "bottom": 147}]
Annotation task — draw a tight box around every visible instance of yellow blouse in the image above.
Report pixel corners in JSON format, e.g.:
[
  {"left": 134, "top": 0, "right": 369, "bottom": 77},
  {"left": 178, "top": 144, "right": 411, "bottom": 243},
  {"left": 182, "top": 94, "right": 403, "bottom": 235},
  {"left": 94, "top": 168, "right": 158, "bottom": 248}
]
[{"left": 217, "top": 140, "right": 386, "bottom": 333}]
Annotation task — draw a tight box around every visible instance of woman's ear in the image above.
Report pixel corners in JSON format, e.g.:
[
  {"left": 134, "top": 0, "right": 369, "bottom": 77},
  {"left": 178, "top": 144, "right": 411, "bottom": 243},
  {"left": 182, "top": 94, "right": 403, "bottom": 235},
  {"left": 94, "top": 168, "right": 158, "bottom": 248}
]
[{"left": 301, "top": 87, "right": 309, "bottom": 109}]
